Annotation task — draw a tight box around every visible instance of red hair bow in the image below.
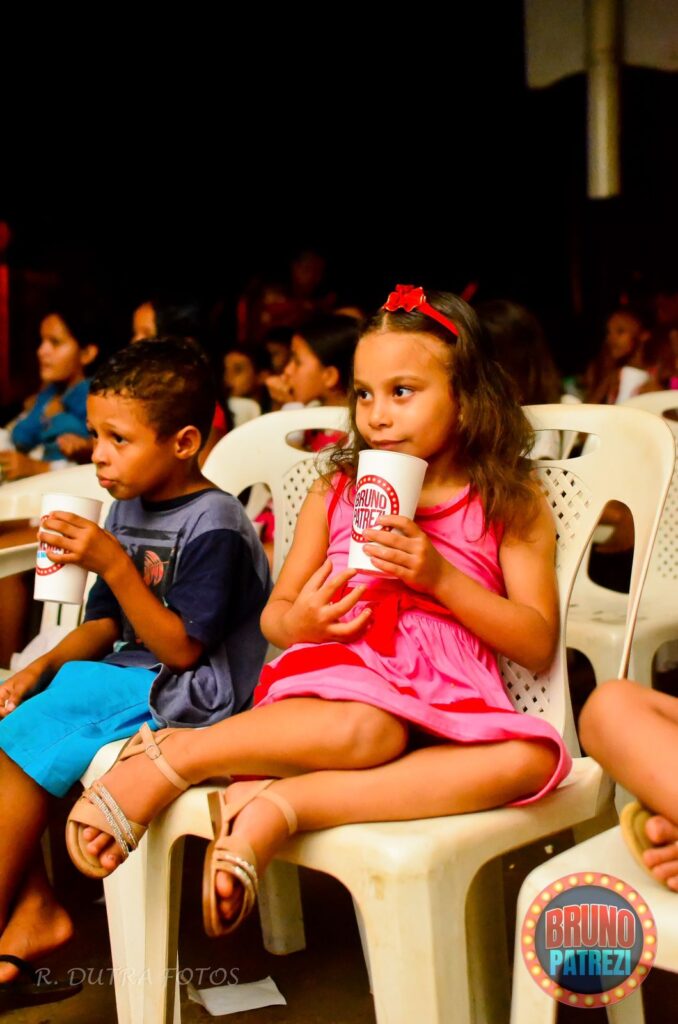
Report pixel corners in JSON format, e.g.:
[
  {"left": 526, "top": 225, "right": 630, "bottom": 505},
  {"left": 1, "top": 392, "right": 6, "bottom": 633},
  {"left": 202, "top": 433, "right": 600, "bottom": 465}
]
[
  {"left": 382, "top": 284, "right": 459, "bottom": 337},
  {"left": 384, "top": 285, "right": 427, "bottom": 312}
]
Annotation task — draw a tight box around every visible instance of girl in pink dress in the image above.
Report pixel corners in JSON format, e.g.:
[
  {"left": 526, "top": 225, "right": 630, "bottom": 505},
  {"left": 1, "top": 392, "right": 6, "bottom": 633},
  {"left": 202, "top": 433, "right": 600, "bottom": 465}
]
[{"left": 66, "top": 286, "right": 571, "bottom": 939}]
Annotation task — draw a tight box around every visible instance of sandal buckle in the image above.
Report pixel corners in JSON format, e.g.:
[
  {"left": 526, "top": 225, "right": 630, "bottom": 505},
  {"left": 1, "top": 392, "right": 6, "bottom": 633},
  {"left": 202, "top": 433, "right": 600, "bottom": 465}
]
[{"left": 146, "top": 743, "right": 161, "bottom": 760}]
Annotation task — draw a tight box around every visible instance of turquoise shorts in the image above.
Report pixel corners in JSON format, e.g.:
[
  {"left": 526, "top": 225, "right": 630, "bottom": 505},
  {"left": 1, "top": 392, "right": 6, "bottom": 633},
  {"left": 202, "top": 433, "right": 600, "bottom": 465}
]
[{"left": 0, "top": 661, "right": 157, "bottom": 797}]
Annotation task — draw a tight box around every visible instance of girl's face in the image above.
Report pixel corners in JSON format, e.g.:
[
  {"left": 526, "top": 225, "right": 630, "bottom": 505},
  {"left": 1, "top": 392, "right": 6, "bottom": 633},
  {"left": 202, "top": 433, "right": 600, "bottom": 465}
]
[
  {"left": 131, "top": 302, "right": 157, "bottom": 343},
  {"left": 605, "top": 312, "right": 646, "bottom": 361},
  {"left": 37, "top": 315, "right": 95, "bottom": 388},
  {"left": 353, "top": 330, "right": 458, "bottom": 469},
  {"left": 283, "top": 334, "right": 333, "bottom": 404},
  {"left": 224, "top": 351, "right": 257, "bottom": 398}
]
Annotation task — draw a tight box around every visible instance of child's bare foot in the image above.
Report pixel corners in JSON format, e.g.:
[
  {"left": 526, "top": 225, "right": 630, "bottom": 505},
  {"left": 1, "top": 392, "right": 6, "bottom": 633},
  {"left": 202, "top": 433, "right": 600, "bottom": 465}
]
[
  {"left": 74, "top": 728, "right": 202, "bottom": 873},
  {"left": 642, "top": 815, "right": 678, "bottom": 890},
  {"left": 212, "top": 780, "right": 295, "bottom": 929},
  {"left": 0, "top": 890, "right": 73, "bottom": 983}
]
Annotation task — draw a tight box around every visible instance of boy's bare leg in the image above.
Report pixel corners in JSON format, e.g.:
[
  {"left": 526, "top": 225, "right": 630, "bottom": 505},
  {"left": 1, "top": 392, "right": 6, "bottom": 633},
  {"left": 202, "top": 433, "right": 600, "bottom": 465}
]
[
  {"left": 0, "top": 750, "right": 72, "bottom": 982},
  {"left": 81, "top": 698, "right": 410, "bottom": 870},
  {"left": 0, "top": 575, "right": 31, "bottom": 667},
  {"left": 212, "top": 737, "right": 557, "bottom": 923},
  {"left": 0, "top": 854, "right": 73, "bottom": 982},
  {"left": 580, "top": 679, "right": 678, "bottom": 888}
]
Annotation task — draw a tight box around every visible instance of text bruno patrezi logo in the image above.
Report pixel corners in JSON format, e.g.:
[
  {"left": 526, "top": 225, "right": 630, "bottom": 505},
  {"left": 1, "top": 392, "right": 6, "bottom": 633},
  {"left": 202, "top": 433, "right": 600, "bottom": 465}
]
[
  {"left": 521, "top": 872, "right": 656, "bottom": 1009},
  {"left": 350, "top": 474, "right": 399, "bottom": 542}
]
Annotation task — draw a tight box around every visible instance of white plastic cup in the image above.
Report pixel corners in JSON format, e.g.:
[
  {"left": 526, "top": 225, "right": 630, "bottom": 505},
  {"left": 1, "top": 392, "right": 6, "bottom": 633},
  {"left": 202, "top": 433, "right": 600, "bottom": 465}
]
[
  {"left": 616, "top": 366, "right": 650, "bottom": 403},
  {"left": 347, "top": 450, "right": 428, "bottom": 573},
  {"left": 34, "top": 493, "right": 104, "bottom": 604}
]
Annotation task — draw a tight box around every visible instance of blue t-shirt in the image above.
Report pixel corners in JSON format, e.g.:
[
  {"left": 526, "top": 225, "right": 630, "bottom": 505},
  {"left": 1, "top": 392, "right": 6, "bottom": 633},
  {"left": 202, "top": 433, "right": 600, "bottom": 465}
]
[
  {"left": 11, "top": 380, "right": 91, "bottom": 461},
  {"left": 85, "top": 487, "right": 272, "bottom": 727}
]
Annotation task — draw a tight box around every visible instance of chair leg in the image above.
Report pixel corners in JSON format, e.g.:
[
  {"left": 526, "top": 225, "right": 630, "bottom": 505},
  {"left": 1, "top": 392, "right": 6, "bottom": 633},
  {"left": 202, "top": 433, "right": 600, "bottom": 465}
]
[
  {"left": 103, "top": 838, "right": 149, "bottom": 1024},
  {"left": 258, "top": 861, "right": 306, "bottom": 955},
  {"left": 510, "top": 878, "right": 558, "bottom": 1024},
  {"left": 142, "top": 827, "right": 186, "bottom": 1024},
  {"left": 466, "top": 860, "right": 510, "bottom": 1024},
  {"left": 587, "top": 643, "right": 625, "bottom": 688},
  {"left": 572, "top": 801, "right": 618, "bottom": 844},
  {"left": 354, "top": 862, "right": 477, "bottom": 1024},
  {"left": 628, "top": 642, "right": 656, "bottom": 691},
  {"left": 352, "top": 896, "right": 373, "bottom": 993},
  {"left": 606, "top": 987, "right": 645, "bottom": 1024}
]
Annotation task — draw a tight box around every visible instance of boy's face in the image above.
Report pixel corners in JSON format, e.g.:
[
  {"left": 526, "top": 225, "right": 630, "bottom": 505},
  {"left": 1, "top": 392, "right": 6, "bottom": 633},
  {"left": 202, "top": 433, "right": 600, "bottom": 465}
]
[{"left": 87, "top": 392, "right": 185, "bottom": 502}]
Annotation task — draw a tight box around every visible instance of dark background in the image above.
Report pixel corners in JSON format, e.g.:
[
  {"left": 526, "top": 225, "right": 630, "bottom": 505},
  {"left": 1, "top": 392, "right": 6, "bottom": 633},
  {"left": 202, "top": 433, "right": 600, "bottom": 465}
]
[{"left": 2, "top": 4, "right": 677, "bottom": 390}]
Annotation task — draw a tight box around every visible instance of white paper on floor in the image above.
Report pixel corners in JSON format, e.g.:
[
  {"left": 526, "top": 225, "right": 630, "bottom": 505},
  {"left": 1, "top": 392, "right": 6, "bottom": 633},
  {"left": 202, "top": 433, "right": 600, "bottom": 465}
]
[{"left": 187, "top": 976, "right": 287, "bottom": 1015}]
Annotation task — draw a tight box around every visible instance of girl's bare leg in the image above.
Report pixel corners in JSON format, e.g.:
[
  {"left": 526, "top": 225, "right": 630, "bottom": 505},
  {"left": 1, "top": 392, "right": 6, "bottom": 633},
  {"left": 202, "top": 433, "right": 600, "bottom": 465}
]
[
  {"left": 580, "top": 679, "right": 678, "bottom": 888},
  {"left": 82, "top": 698, "right": 410, "bottom": 870},
  {"left": 212, "top": 737, "right": 557, "bottom": 923},
  {"left": 0, "top": 750, "right": 73, "bottom": 982}
]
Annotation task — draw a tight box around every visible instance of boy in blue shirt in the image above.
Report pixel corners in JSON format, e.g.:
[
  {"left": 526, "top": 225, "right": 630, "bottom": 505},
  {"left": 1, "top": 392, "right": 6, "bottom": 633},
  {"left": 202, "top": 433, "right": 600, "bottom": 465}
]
[{"left": 0, "top": 338, "right": 270, "bottom": 1001}]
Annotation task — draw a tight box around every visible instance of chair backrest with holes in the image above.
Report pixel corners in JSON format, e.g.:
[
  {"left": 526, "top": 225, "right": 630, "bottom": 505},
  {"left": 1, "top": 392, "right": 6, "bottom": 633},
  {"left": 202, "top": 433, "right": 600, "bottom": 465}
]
[
  {"left": 203, "top": 407, "right": 351, "bottom": 579},
  {"left": 623, "top": 391, "right": 678, "bottom": 592},
  {"left": 507, "top": 404, "right": 674, "bottom": 752},
  {"left": 204, "top": 405, "right": 674, "bottom": 755}
]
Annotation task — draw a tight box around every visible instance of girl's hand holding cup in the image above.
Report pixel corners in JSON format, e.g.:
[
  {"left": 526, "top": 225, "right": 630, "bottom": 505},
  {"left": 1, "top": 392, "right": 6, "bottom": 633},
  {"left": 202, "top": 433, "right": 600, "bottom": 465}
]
[
  {"left": 281, "top": 559, "right": 372, "bottom": 644},
  {"left": 363, "top": 516, "right": 449, "bottom": 595}
]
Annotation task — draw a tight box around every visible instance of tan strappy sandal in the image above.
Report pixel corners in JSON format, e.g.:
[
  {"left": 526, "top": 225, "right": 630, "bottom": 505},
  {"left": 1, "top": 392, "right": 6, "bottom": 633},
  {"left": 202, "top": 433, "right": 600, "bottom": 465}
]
[
  {"left": 202, "top": 780, "right": 297, "bottom": 938},
  {"left": 65, "top": 723, "right": 191, "bottom": 879}
]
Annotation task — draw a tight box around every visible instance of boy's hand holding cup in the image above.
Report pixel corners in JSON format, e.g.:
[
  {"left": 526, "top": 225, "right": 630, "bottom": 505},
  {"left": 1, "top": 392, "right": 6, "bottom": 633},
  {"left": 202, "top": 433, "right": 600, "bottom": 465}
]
[
  {"left": 348, "top": 450, "right": 428, "bottom": 576},
  {"left": 35, "top": 493, "right": 104, "bottom": 604}
]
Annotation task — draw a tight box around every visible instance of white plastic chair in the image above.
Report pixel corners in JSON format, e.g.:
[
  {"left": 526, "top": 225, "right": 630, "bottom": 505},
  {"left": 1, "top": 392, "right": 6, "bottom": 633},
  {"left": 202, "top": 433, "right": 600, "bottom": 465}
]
[
  {"left": 510, "top": 826, "right": 678, "bottom": 1023},
  {"left": 121, "top": 404, "right": 673, "bottom": 1024},
  {"left": 567, "top": 391, "right": 678, "bottom": 685},
  {"left": 227, "top": 396, "right": 261, "bottom": 428}
]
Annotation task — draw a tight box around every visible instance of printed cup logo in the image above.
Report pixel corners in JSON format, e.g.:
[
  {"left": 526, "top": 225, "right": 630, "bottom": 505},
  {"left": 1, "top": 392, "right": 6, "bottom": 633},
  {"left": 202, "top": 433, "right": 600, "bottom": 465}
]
[
  {"left": 522, "top": 872, "right": 656, "bottom": 1010},
  {"left": 36, "top": 517, "right": 64, "bottom": 577},
  {"left": 351, "top": 474, "right": 400, "bottom": 543}
]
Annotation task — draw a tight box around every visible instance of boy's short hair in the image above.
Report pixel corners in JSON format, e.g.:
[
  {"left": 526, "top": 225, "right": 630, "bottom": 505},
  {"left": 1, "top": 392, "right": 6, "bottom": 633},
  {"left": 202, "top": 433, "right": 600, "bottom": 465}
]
[{"left": 90, "top": 337, "right": 217, "bottom": 447}]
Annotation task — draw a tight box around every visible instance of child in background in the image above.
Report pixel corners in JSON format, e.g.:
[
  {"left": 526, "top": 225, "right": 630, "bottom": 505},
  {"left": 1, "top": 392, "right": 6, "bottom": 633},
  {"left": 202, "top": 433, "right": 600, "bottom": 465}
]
[
  {"left": 0, "top": 308, "right": 99, "bottom": 480},
  {"left": 580, "top": 680, "right": 678, "bottom": 891},
  {"left": 66, "top": 287, "right": 569, "bottom": 943},
  {"left": 130, "top": 297, "right": 231, "bottom": 459},
  {"left": 477, "top": 299, "right": 563, "bottom": 459},
  {"left": 223, "top": 345, "right": 276, "bottom": 412},
  {"left": 0, "top": 307, "right": 100, "bottom": 667},
  {"left": 254, "top": 314, "right": 356, "bottom": 556},
  {"left": 265, "top": 312, "right": 356, "bottom": 446},
  {"left": 477, "top": 300, "right": 561, "bottom": 405},
  {"left": 0, "top": 339, "right": 270, "bottom": 993},
  {"left": 584, "top": 307, "right": 655, "bottom": 404}
]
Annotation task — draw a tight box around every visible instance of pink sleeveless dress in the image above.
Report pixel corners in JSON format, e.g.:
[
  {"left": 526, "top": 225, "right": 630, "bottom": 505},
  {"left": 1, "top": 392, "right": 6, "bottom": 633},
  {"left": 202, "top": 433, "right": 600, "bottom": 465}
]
[{"left": 254, "top": 475, "right": 571, "bottom": 804}]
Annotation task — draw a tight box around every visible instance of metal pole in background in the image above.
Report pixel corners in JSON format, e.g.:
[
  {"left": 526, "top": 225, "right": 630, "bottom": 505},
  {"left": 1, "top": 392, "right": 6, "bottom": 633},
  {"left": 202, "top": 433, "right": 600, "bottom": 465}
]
[{"left": 586, "top": 0, "right": 621, "bottom": 198}]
